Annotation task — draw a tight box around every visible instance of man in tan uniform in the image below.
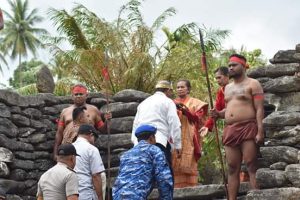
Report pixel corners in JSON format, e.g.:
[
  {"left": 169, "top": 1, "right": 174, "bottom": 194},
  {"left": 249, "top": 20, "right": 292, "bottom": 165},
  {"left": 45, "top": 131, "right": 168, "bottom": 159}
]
[
  {"left": 214, "top": 54, "right": 264, "bottom": 200},
  {"left": 37, "top": 144, "right": 79, "bottom": 200}
]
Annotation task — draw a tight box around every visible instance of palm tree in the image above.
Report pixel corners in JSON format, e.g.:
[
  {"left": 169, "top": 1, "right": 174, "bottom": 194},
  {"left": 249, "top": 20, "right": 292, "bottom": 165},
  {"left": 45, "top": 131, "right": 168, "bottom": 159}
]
[{"left": 1, "top": 0, "right": 47, "bottom": 87}]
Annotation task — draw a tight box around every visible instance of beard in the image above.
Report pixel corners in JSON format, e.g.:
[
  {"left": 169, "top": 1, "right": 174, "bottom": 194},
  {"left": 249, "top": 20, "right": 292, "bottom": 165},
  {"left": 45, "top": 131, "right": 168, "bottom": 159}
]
[{"left": 229, "top": 71, "right": 242, "bottom": 79}]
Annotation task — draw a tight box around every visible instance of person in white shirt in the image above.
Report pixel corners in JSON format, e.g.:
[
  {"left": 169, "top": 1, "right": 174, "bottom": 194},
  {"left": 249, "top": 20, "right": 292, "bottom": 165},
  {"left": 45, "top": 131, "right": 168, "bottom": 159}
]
[
  {"left": 131, "top": 80, "right": 182, "bottom": 177},
  {"left": 73, "top": 124, "right": 105, "bottom": 200}
]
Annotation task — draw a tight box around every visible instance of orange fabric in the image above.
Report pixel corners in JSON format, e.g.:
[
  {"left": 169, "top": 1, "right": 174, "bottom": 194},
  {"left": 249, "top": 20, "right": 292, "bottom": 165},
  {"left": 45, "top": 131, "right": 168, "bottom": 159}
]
[{"left": 172, "top": 97, "right": 208, "bottom": 188}]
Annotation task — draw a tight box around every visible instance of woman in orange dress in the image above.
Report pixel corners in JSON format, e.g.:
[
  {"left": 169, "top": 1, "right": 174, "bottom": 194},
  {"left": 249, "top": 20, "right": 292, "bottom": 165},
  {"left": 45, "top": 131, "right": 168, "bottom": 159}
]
[{"left": 172, "top": 79, "right": 208, "bottom": 188}]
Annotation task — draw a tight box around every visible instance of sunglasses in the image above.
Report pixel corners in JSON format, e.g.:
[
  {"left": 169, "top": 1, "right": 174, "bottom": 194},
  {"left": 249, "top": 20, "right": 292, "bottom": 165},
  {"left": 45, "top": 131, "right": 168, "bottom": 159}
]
[{"left": 74, "top": 93, "right": 84, "bottom": 97}]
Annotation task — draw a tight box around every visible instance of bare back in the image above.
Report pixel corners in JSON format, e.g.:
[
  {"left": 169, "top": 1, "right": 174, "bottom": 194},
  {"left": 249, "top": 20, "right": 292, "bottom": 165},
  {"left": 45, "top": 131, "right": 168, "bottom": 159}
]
[{"left": 224, "top": 77, "right": 262, "bottom": 124}]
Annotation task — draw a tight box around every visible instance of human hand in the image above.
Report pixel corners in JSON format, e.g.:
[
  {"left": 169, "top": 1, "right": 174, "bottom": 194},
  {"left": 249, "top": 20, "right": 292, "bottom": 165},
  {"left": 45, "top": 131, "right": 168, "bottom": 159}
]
[
  {"left": 255, "top": 134, "right": 264, "bottom": 145},
  {"left": 209, "top": 108, "right": 219, "bottom": 119},
  {"left": 199, "top": 127, "right": 208, "bottom": 137},
  {"left": 104, "top": 112, "right": 112, "bottom": 120}
]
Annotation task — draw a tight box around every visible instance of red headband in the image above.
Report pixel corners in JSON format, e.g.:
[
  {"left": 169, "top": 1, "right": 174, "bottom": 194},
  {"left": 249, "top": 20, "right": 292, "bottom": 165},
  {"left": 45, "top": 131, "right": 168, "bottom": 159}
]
[
  {"left": 72, "top": 86, "right": 88, "bottom": 94},
  {"left": 229, "top": 56, "right": 249, "bottom": 69}
]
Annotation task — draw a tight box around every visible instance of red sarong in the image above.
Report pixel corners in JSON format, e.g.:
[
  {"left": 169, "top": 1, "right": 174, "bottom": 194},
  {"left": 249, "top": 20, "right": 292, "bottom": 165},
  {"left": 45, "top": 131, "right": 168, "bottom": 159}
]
[{"left": 222, "top": 120, "right": 257, "bottom": 147}]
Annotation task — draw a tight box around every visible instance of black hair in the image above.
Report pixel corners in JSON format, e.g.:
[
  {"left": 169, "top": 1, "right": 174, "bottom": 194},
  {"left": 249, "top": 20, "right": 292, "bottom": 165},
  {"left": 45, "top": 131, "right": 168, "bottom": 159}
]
[
  {"left": 229, "top": 54, "right": 247, "bottom": 62},
  {"left": 137, "top": 132, "right": 155, "bottom": 141},
  {"left": 214, "top": 66, "right": 229, "bottom": 76},
  {"left": 72, "top": 106, "right": 87, "bottom": 121},
  {"left": 177, "top": 79, "right": 191, "bottom": 92}
]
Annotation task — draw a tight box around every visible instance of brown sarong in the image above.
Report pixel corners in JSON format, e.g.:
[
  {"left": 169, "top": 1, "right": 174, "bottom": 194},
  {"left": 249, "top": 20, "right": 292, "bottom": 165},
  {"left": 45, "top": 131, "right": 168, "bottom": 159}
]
[{"left": 222, "top": 120, "right": 257, "bottom": 147}]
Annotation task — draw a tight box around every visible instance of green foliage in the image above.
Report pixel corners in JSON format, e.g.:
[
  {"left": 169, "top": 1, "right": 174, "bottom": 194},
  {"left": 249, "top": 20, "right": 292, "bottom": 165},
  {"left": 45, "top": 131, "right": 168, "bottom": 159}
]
[
  {"left": 216, "top": 46, "right": 267, "bottom": 68},
  {"left": 0, "top": 0, "right": 47, "bottom": 87},
  {"left": 46, "top": 0, "right": 229, "bottom": 97},
  {"left": 198, "top": 120, "right": 227, "bottom": 184},
  {"left": 54, "top": 78, "right": 74, "bottom": 96},
  {"left": 9, "top": 59, "right": 44, "bottom": 88},
  {"left": 17, "top": 83, "right": 38, "bottom": 95}
]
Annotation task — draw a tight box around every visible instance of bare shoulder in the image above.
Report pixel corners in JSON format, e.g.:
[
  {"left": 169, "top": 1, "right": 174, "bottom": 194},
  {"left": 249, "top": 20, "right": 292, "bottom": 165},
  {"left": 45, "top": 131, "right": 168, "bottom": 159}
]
[
  {"left": 248, "top": 77, "right": 263, "bottom": 93},
  {"left": 86, "top": 104, "right": 100, "bottom": 112},
  {"left": 61, "top": 105, "right": 74, "bottom": 115}
]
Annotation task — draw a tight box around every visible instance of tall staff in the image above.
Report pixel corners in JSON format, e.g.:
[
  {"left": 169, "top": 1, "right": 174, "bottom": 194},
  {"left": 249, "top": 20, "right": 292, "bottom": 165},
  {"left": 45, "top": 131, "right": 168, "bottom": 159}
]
[
  {"left": 198, "top": 29, "right": 228, "bottom": 199},
  {"left": 102, "top": 49, "right": 111, "bottom": 200}
]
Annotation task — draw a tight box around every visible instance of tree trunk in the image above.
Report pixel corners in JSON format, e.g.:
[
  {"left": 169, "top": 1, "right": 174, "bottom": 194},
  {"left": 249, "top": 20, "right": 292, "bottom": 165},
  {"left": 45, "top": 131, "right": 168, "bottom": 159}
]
[{"left": 19, "top": 53, "right": 22, "bottom": 88}]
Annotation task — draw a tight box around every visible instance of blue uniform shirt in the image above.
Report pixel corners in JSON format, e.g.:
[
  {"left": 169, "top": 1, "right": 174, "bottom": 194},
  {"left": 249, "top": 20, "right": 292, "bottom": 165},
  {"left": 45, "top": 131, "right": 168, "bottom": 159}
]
[{"left": 112, "top": 140, "right": 173, "bottom": 200}]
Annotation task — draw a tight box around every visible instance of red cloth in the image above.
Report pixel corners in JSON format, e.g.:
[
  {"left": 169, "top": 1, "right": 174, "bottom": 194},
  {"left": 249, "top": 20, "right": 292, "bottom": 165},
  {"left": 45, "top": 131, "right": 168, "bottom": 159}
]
[
  {"left": 222, "top": 120, "right": 257, "bottom": 147},
  {"left": 204, "top": 86, "right": 225, "bottom": 131}
]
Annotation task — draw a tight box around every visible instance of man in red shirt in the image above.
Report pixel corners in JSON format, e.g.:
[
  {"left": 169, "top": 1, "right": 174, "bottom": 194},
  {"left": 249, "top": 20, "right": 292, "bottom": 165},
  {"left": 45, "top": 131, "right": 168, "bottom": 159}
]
[{"left": 202, "top": 66, "right": 229, "bottom": 132}]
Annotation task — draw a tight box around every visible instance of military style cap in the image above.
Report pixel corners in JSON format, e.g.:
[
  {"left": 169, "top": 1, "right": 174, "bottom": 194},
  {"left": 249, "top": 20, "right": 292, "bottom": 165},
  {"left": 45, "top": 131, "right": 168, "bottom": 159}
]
[
  {"left": 78, "top": 124, "right": 99, "bottom": 138},
  {"left": 58, "top": 144, "right": 80, "bottom": 156},
  {"left": 135, "top": 124, "right": 157, "bottom": 138}
]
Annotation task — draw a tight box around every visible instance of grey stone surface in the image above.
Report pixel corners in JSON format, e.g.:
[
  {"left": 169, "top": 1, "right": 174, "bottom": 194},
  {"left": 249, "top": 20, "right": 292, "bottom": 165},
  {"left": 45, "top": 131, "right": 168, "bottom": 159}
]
[
  {"left": 30, "top": 119, "right": 47, "bottom": 129},
  {"left": 0, "top": 178, "right": 25, "bottom": 194},
  {"left": 270, "top": 162, "right": 288, "bottom": 170},
  {"left": 263, "top": 111, "right": 300, "bottom": 127},
  {"left": 0, "top": 103, "right": 11, "bottom": 118},
  {"left": 36, "top": 65, "right": 55, "bottom": 93},
  {"left": 14, "top": 152, "right": 35, "bottom": 160},
  {"left": 0, "top": 118, "right": 19, "bottom": 138},
  {"left": 35, "top": 159, "right": 54, "bottom": 171},
  {"left": 267, "top": 125, "right": 300, "bottom": 146},
  {"left": 0, "top": 161, "right": 9, "bottom": 177},
  {"left": 0, "top": 147, "right": 13, "bottom": 162},
  {"left": 0, "top": 134, "right": 34, "bottom": 152},
  {"left": 256, "top": 168, "right": 288, "bottom": 189},
  {"left": 22, "top": 108, "right": 42, "bottom": 119},
  {"left": 296, "top": 44, "right": 300, "bottom": 53},
  {"left": 9, "top": 169, "right": 27, "bottom": 181},
  {"left": 113, "top": 89, "right": 150, "bottom": 102},
  {"left": 96, "top": 133, "right": 132, "bottom": 150},
  {"left": 11, "top": 114, "right": 30, "bottom": 127},
  {"left": 100, "top": 102, "right": 138, "bottom": 118},
  {"left": 10, "top": 159, "right": 35, "bottom": 171},
  {"left": 246, "top": 187, "right": 300, "bottom": 200},
  {"left": 269, "top": 50, "right": 300, "bottom": 64},
  {"left": 278, "top": 92, "right": 300, "bottom": 112},
  {"left": 42, "top": 106, "right": 59, "bottom": 115},
  {"left": 247, "top": 63, "right": 300, "bottom": 78},
  {"left": 260, "top": 146, "right": 298, "bottom": 164},
  {"left": 110, "top": 116, "right": 134, "bottom": 134},
  {"left": 285, "top": 164, "right": 300, "bottom": 187},
  {"left": 263, "top": 76, "right": 300, "bottom": 93},
  {"left": 35, "top": 140, "right": 54, "bottom": 151},
  {"left": 18, "top": 127, "right": 36, "bottom": 138},
  {"left": 90, "top": 98, "right": 113, "bottom": 107}
]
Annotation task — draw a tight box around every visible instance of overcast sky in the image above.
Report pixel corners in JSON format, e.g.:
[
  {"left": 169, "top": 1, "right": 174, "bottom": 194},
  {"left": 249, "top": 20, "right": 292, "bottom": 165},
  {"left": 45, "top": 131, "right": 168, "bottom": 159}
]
[{"left": 1, "top": 0, "right": 300, "bottom": 86}]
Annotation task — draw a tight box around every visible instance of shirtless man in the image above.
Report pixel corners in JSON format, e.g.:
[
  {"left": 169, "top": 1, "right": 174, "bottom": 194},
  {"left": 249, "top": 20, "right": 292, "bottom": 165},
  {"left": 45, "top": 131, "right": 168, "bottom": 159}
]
[
  {"left": 215, "top": 54, "right": 264, "bottom": 200},
  {"left": 53, "top": 84, "right": 108, "bottom": 159}
]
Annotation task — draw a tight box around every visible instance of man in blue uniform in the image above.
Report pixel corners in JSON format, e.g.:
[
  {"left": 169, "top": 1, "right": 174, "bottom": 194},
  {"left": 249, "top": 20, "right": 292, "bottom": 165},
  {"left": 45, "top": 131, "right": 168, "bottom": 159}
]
[{"left": 113, "top": 124, "right": 173, "bottom": 200}]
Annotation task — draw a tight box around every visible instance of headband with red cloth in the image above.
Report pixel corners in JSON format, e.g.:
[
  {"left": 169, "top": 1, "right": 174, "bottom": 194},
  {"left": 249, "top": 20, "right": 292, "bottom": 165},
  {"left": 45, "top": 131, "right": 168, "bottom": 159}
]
[
  {"left": 229, "top": 56, "right": 250, "bottom": 69},
  {"left": 72, "top": 86, "right": 88, "bottom": 94}
]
